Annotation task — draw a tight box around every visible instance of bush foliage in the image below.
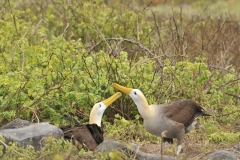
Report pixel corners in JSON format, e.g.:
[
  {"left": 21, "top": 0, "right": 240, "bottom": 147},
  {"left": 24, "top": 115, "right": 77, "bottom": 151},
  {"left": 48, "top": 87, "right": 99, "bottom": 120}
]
[{"left": 0, "top": 0, "right": 239, "bottom": 158}]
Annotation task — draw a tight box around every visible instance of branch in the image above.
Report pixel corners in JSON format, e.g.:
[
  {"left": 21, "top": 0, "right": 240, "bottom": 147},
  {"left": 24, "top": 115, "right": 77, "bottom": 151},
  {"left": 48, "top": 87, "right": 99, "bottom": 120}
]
[
  {"left": 204, "top": 20, "right": 226, "bottom": 50},
  {"left": 87, "top": 38, "right": 154, "bottom": 57},
  {"left": 81, "top": 55, "right": 97, "bottom": 86},
  {"left": 93, "top": 24, "right": 112, "bottom": 52},
  {"left": 209, "top": 65, "right": 238, "bottom": 77},
  {"left": 150, "top": 8, "right": 165, "bottom": 54},
  {"left": 26, "top": 83, "right": 64, "bottom": 109},
  {"left": 0, "top": 78, "right": 30, "bottom": 124},
  {"left": 0, "top": 140, "right": 31, "bottom": 159},
  {"left": 63, "top": 23, "right": 69, "bottom": 35},
  {"left": 14, "top": 82, "right": 65, "bottom": 119},
  {"left": 218, "top": 78, "right": 240, "bottom": 90},
  {"left": 223, "top": 92, "right": 240, "bottom": 99},
  {"left": 109, "top": 106, "right": 131, "bottom": 120},
  {"left": 142, "top": 0, "right": 154, "bottom": 12},
  {"left": 216, "top": 109, "right": 240, "bottom": 117},
  {"left": 1, "top": 80, "right": 29, "bottom": 112},
  {"left": 7, "top": 0, "right": 19, "bottom": 37}
]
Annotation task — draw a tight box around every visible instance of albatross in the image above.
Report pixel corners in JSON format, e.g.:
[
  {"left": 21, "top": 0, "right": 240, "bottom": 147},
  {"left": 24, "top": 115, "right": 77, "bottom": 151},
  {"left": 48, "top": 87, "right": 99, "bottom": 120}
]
[
  {"left": 61, "top": 92, "right": 122, "bottom": 151},
  {"left": 113, "top": 83, "right": 210, "bottom": 159}
]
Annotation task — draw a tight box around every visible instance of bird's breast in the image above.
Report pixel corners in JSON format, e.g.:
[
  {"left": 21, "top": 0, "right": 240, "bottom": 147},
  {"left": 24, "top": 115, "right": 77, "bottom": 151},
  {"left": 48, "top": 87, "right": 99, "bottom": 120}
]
[
  {"left": 143, "top": 113, "right": 185, "bottom": 138},
  {"left": 143, "top": 115, "right": 170, "bottom": 136}
]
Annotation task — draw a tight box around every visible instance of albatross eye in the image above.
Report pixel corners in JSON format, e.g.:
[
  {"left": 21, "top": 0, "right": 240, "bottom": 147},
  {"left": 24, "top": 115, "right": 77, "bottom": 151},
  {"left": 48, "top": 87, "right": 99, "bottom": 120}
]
[
  {"left": 134, "top": 91, "right": 137, "bottom": 95},
  {"left": 99, "top": 104, "right": 101, "bottom": 107}
]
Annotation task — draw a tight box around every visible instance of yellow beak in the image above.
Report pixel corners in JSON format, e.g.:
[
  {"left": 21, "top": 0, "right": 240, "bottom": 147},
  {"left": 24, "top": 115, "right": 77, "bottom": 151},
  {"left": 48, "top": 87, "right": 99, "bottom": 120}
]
[
  {"left": 102, "top": 92, "right": 122, "bottom": 107},
  {"left": 112, "top": 83, "right": 132, "bottom": 95}
]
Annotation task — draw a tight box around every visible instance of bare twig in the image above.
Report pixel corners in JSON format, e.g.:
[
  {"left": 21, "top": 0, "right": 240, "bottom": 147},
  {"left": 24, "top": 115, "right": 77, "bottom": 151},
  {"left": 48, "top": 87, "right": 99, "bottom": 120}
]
[
  {"left": 63, "top": 22, "right": 69, "bottom": 35},
  {"left": 109, "top": 106, "right": 131, "bottom": 120},
  {"left": 204, "top": 20, "right": 226, "bottom": 51},
  {"left": 7, "top": 0, "right": 19, "bottom": 37},
  {"left": 76, "top": 110, "right": 89, "bottom": 119},
  {"left": 209, "top": 65, "right": 238, "bottom": 76},
  {"left": 88, "top": 37, "right": 154, "bottom": 57},
  {"left": 132, "top": 144, "right": 140, "bottom": 159},
  {"left": 142, "top": 0, "right": 154, "bottom": 12},
  {"left": 14, "top": 82, "right": 65, "bottom": 120},
  {"left": 130, "top": 56, "right": 163, "bottom": 71},
  {"left": 64, "top": 147, "right": 74, "bottom": 160},
  {"left": 143, "top": 8, "right": 165, "bottom": 55},
  {"left": 31, "top": 108, "right": 40, "bottom": 123},
  {"left": 26, "top": 83, "right": 64, "bottom": 109},
  {"left": 136, "top": 17, "right": 140, "bottom": 41},
  {"left": 0, "top": 79, "right": 29, "bottom": 124},
  {"left": 1, "top": 81, "right": 29, "bottom": 111},
  {"left": 223, "top": 92, "right": 240, "bottom": 99},
  {"left": 216, "top": 109, "right": 240, "bottom": 117},
  {"left": 218, "top": 78, "right": 240, "bottom": 90},
  {"left": 0, "top": 140, "right": 32, "bottom": 159},
  {"left": 93, "top": 24, "right": 112, "bottom": 52},
  {"left": 81, "top": 55, "right": 97, "bottom": 86}
]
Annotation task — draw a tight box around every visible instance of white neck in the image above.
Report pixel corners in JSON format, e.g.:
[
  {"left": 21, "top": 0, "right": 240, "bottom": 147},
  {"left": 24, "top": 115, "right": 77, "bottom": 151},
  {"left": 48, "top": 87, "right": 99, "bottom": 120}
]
[
  {"left": 136, "top": 98, "right": 155, "bottom": 119},
  {"left": 130, "top": 90, "right": 155, "bottom": 120},
  {"left": 89, "top": 102, "right": 106, "bottom": 127},
  {"left": 89, "top": 113, "right": 102, "bottom": 127}
]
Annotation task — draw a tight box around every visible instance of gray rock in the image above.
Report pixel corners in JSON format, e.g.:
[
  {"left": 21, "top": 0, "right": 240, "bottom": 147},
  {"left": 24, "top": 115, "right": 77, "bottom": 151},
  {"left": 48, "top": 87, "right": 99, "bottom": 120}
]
[
  {"left": 96, "top": 140, "right": 176, "bottom": 160},
  {"left": 234, "top": 143, "right": 240, "bottom": 151},
  {"left": 0, "top": 122, "right": 64, "bottom": 151},
  {"left": 204, "top": 150, "right": 240, "bottom": 160},
  {"left": 0, "top": 118, "right": 31, "bottom": 130},
  {"left": 96, "top": 140, "right": 127, "bottom": 151}
]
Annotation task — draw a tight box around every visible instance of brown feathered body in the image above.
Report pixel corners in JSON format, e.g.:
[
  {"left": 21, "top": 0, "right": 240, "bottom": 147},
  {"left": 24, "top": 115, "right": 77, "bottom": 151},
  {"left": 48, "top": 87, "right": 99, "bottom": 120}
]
[
  {"left": 144, "top": 99, "right": 208, "bottom": 145},
  {"left": 60, "top": 123, "right": 103, "bottom": 151},
  {"left": 59, "top": 92, "right": 122, "bottom": 151}
]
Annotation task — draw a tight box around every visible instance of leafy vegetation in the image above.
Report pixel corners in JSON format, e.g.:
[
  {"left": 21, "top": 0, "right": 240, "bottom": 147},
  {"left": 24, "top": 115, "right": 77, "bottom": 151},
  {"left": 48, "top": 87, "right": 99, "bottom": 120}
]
[
  {"left": 0, "top": 135, "right": 80, "bottom": 160},
  {"left": 0, "top": 0, "right": 239, "bottom": 159}
]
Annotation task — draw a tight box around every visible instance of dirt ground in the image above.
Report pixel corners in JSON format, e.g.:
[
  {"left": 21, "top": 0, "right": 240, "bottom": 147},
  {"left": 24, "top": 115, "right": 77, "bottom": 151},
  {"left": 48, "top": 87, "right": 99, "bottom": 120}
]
[{"left": 138, "top": 136, "right": 240, "bottom": 160}]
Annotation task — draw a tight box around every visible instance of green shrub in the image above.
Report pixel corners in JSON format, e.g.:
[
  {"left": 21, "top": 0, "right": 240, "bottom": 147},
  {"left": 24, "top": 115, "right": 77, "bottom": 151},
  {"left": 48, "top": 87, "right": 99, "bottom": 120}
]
[
  {"left": 104, "top": 114, "right": 160, "bottom": 143},
  {"left": 208, "top": 132, "right": 240, "bottom": 143},
  {"left": 0, "top": 0, "right": 239, "bottom": 152}
]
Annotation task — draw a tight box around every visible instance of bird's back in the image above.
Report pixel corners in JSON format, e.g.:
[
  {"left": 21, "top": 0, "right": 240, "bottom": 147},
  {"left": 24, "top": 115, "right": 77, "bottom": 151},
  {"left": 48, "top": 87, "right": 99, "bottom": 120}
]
[
  {"left": 162, "top": 99, "right": 206, "bottom": 128},
  {"left": 143, "top": 99, "right": 206, "bottom": 138}
]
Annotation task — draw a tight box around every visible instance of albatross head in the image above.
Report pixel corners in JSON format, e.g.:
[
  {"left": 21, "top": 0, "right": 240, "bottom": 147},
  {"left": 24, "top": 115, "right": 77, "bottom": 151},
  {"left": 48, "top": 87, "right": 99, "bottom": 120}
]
[
  {"left": 113, "top": 83, "right": 152, "bottom": 119},
  {"left": 112, "top": 83, "right": 147, "bottom": 102},
  {"left": 89, "top": 92, "right": 122, "bottom": 127}
]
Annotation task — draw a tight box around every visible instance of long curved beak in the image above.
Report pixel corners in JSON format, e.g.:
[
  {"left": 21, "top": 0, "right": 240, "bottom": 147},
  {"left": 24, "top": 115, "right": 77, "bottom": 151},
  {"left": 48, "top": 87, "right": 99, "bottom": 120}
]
[
  {"left": 102, "top": 92, "right": 122, "bottom": 107},
  {"left": 112, "top": 83, "right": 132, "bottom": 95}
]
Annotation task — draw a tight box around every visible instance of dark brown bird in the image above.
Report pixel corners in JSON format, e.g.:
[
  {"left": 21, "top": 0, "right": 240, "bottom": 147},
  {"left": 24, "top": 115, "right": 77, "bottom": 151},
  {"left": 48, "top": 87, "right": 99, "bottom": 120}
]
[
  {"left": 113, "top": 83, "right": 210, "bottom": 159},
  {"left": 61, "top": 92, "right": 122, "bottom": 151}
]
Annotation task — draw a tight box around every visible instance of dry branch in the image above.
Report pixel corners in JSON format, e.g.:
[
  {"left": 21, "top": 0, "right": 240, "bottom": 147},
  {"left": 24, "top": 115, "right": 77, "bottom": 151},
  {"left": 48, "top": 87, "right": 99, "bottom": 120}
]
[
  {"left": 12, "top": 82, "right": 65, "bottom": 123},
  {"left": 87, "top": 38, "right": 154, "bottom": 57},
  {"left": 0, "top": 140, "right": 31, "bottom": 159},
  {"left": 223, "top": 92, "right": 240, "bottom": 99},
  {"left": 216, "top": 109, "right": 240, "bottom": 117}
]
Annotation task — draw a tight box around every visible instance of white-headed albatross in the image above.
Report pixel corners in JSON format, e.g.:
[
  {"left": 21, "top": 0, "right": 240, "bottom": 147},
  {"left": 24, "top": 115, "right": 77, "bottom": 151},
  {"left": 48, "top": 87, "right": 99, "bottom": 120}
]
[
  {"left": 61, "top": 92, "right": 122, "bottom": 151},
  {"left": 113, "top": 83, "right": 210, "bottom": 159}
]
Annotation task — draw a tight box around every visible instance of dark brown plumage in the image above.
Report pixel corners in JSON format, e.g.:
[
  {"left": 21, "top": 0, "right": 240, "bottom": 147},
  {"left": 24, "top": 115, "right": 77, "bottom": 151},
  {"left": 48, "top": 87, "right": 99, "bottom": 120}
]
[
  {"left": 163, "top": 99, "right": 210, "bottom": 131},
  {"left": 60, "top": 123, "right": 103, "bottom": 151},
  {"left": 160, "top": 99, "right": 210, "bottom": 145},
  {"left": 85, "top": 124, "right": 104, "bottom": 144}
]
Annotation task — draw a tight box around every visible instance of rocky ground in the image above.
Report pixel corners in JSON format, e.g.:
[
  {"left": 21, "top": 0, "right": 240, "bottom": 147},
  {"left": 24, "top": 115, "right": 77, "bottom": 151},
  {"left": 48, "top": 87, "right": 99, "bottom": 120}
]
[
  {"left": 96, "top": 139, "right": 240, "bottom": 160},
  {"left": 139, "top": 142, "right": 240, "bottom": 160},
  {"left": 1, "top": 119, "right": 239, "bottom": 159}
]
